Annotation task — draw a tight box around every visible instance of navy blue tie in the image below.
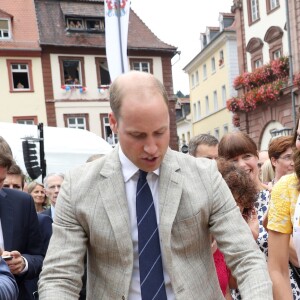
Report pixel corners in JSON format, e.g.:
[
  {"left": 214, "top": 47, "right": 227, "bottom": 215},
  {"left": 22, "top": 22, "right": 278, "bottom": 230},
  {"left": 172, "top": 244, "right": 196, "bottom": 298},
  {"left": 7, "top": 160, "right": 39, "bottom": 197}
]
[{"left": 136, "top": 170, "right": 167, "bottom": 300}]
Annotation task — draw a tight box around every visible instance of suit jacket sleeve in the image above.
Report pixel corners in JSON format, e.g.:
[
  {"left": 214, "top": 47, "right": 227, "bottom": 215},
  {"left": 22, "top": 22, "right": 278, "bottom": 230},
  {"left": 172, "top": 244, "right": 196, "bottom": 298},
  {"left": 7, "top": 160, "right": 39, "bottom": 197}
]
[
  {"left": 1, "top": 189, "right": 45, "bottom": 281},
  {"left": 20, "top": 194, "right": 45, "bottom": 280},
  {"left": 38, "top": 170, "right": 87, "bottom": 299},
  {"left": 204, "top": 160, "right": 273, "bottom": 299},
  {"left": 0, "top": 259, "right": 19, "bottom": 300}
]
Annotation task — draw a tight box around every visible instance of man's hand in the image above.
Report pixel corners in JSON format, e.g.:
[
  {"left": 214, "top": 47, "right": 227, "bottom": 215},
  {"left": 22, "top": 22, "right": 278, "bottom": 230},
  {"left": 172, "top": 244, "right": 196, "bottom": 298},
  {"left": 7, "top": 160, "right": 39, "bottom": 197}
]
[{"left": 2, "top": 250, "right": 26, "bottom": 274}]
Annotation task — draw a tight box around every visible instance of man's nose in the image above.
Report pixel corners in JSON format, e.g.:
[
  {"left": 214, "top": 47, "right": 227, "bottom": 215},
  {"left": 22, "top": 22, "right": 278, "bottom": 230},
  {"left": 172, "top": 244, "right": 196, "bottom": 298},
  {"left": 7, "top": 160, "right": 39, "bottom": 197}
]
[{"left": 144, "top": 139, "right": 158, "bottom": 155}]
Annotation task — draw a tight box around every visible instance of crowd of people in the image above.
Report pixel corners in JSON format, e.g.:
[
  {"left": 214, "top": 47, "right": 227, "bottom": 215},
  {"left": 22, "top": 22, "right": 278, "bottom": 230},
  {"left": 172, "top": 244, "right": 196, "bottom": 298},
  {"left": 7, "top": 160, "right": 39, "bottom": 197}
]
[{"left": 0, "top": 70, "right": 299, "bottom": 299}]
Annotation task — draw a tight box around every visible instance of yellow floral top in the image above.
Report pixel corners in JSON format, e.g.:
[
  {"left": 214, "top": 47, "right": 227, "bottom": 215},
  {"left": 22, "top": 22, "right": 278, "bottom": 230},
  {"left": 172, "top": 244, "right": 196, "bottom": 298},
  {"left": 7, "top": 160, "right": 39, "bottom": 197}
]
[{"left": 268, "top": 173, "right": 300, "bottom": 234}]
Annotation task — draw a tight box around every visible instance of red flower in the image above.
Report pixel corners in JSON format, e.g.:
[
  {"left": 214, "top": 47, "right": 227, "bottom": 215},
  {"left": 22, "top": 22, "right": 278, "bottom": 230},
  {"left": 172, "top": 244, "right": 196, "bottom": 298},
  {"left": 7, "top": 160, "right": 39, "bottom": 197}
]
[{"left": 227, "top": 57, "right": 289, "bottom": 113}]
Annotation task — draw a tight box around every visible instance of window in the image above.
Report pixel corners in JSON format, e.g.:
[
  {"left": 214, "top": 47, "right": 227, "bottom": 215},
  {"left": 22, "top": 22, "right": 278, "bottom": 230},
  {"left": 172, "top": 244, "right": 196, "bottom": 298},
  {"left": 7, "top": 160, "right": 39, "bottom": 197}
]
[
  {"left": 267, "top": 0, "right": 280, "bottom": 12},
  {"left": 64, "top": 114, "right": 89, "bottom": 130},
  {"left": 246, "top": 38, "right": 264, "bottom": 71},
  {"left": 250, "top": 0, "right": 259, "bottom": 23},
  {"left": 197, "top": 100, "right": 201, "bottom": 120},
  {"left": 214, "top": 128, "right": 220, "bottom": 140},
  {"left": 219, "top": 51, "right": 224, "bottom": 66},
  {"left": 264, "top": 26, "right": 283, "bottom": 61},
  {"left": 67, "top": 18, "right": 105, "bottom": 32},
  {"left": 211, "top": 57, "right": 216, "bottom": 73},
  {"left": 95, "top": 58, "right": 111, "bottom": 87},
  {"left": 195, "top": 71, "right": 199, "bottom": 85},
  {"left": 13, "top": 116, "right": 37, "bottom": 125},
  {"left": 68, "top": 117, "right": 86, "bottom": 129},
  {"left": 205, "top": 96, "right": 210, "bottom": 115},
  {"left": 223, "top": 124, "right": 229, "bottom": 134},
  {"left": 191, "top": 74, "right": 195, "bottom": 88},
  {"left": 203, "top": 64, "right": 207, "bottom": 80},
  {"left": 182, "top": 133, "right": 186, "bottom": 144},
  {"left": 130, "top": 59, "right": 153, "bottom": 73},
  {"left": 59, "top": 56, "right": 85, "bottom": 86},
  {"left": 213, "top": 91, "right": 218, "bottom": 111},
  {"left": 254, "top": 59, "right": 263, "bottom": 69},
  {"left": 273, "top": 49, "right": 281, "bottom": 59},
  {"left": 0, "top": 19, "right": 10, "bottom": 39},
  {"left": 271, "top": 0, "right": 279, "bottom": 9},
  {"left": 7, "top": 60, "right": 34, "bottom": 92},
  {"left": 222, "top": 85, "right": 227, "bottom": 107},
  {"left": 100, "top": 114, "right": 118, "bottom": 145},
  {"left": 193, "top": 103, "right": 197, "bottom": 121},
  {"left": 86, "top": 19, "right": 105, "bottom": 31}
]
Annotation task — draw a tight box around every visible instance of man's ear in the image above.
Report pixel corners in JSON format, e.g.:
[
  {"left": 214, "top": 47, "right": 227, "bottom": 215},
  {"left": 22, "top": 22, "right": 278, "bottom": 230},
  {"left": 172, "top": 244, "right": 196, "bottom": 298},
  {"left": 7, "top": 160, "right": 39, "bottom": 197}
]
[{"left": 109, "top": 112, "right": 118, "bottom": 133}]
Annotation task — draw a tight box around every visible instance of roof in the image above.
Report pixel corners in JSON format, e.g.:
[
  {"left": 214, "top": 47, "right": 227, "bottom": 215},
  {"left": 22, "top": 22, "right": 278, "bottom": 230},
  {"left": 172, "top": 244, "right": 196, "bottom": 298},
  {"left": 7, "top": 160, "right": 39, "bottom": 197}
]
[
  {"left": 34, "top": 0, "right": 177, "bottom": 53},
  {"left": 60, "top": 1, "right": 104, "bottom": 17}
]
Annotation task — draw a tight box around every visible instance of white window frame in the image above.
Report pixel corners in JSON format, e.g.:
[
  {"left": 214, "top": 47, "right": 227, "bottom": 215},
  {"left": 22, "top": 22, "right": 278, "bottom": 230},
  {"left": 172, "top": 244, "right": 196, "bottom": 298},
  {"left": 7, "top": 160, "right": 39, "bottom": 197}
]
[
  {"left": 11, "top": 63, "right": 30, "bottom": 90},
  {"left": 214, "top": 128, "right": 220, "bottom": 140},
  {"left": 254, "top": 58, "right": 263, "bottom": 69},
  {"left": 213, "top": 91, "right": 218, "bottom": 111},
  {"left": 203, "top": 64, "right": 207, "bottom": 80},
  {"left": 193, "top": 103, "right": 197, "bottom": 121},
  {"left": 270, "top": 0, "right": 279, "bottom": 10},
  {"left": 16, "top": 119, "right": 34, "bottom": 125},
  {"left": 273, "top": 49, "right": 281, "bottom": 59},
  {"left": 251, "top": 0, "right": 259, "bottom": 22},
  {"left": 197, "top": 100, "right": 201, "bottom": 120},
  {"left": 205, "top": 96, "right": 209, "bottom": 115},
  {"left": 62, "top": 59, "right": 83, "bottom": 86},
  {"left": 223, "top": 124, "right": 229, "bottom": 135},
  {"left": 211, "top": 57, "right": 216, "bottom": 73},
  {"left": 132, "top": 61, "right": 150, "bottom": 73},
  {"left": 103, "top": 116, "right": 118, "bottom": 144},
  {"left": 0, "top": 18, "right": 11, "bottom": 39},
  {"left": 222, "top": 85, "right": 227, "bottom": 107},
  {"left": 67, "top": 117, "right": 86, "bottom": 129},
  {"left": 195, "top": 70, "right": 199, "bottom": 85}
]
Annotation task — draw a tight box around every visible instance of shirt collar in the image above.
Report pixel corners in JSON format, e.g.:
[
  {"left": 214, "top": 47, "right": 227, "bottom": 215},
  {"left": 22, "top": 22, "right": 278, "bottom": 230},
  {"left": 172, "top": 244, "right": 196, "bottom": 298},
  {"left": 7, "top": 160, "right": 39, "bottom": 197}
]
[{"left": 118, "top": 146, "right": 159, "bottom": 182}]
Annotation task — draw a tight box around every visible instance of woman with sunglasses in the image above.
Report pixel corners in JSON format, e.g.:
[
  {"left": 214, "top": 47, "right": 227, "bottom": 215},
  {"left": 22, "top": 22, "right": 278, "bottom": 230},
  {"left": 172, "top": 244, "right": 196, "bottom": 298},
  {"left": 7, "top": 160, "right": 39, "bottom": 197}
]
[
  {"left": 267, "top": 136, "right": 294, "bottom": 189},
  {"left": 268, "top": 117, "right": 300, "bottom": 299}
]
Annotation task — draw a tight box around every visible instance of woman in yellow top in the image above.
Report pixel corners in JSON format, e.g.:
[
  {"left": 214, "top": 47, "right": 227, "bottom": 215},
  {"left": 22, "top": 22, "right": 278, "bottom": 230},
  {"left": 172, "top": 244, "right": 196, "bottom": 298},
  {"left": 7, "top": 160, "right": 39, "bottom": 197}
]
[{"left": 268, "top": 117, "right": 300, "bottom": 300}]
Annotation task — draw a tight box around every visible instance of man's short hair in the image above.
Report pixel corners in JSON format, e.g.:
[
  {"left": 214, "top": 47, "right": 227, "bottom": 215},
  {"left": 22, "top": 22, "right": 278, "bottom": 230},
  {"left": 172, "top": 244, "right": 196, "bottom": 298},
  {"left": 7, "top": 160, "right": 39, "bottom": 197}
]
[
  {"left": 0, "top": 152, "right": 14, "bottom": 170},
  {"left": 7, "top": 164, "right": 25, "bottom": 189},
  {"left": 188, "top": 134, "right": 219, "bottom": 157},
  {"left": 0, "top": 136, "right": 13, "bottom": 156},
  {"left": 43, "top": 173, "right": 65, "bottom": 189}
]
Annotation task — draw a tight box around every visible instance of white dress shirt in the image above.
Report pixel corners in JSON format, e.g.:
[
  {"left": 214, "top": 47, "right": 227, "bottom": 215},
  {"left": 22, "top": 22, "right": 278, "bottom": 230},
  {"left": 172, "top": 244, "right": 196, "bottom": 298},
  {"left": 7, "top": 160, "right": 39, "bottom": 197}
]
[{"left": 118, "top": 147, "right": 175, "bottom": 300}]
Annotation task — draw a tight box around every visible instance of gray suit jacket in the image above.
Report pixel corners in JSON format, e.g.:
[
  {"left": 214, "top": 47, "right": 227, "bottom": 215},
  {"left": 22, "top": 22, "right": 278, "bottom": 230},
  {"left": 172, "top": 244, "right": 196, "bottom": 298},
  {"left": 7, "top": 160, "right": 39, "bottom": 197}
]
[{"left": 39, "top": 147, "right": 272, "bottom": 299}]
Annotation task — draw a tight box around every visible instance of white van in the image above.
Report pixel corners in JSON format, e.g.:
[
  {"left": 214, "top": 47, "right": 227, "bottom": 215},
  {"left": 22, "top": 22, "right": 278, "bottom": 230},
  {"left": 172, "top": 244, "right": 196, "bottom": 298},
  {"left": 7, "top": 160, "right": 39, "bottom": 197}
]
[{"left": 0, "top": 122, "right": 113, "bottom": 179}]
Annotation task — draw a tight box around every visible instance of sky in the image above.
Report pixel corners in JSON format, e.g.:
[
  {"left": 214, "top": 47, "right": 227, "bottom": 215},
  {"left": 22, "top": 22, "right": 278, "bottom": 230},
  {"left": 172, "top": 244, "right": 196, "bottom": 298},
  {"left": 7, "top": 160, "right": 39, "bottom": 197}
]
[{"left": 130, "top": 0, "right": 234, "bottom": 95}]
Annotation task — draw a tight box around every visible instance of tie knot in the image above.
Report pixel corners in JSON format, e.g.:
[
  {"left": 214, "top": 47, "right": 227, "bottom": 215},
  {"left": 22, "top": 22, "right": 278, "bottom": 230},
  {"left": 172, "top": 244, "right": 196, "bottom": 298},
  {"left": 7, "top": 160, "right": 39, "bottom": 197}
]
[{"left": 139, "top": 170, "right": 148, "bottom": 181}]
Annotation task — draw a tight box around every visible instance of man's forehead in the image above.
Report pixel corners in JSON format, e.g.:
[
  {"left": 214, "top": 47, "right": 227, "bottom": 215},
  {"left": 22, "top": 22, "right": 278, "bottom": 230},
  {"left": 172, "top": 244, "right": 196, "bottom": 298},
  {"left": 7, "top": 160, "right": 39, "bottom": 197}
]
[{"left": 5, "top": 174, "right": 22, "bottom": 182}]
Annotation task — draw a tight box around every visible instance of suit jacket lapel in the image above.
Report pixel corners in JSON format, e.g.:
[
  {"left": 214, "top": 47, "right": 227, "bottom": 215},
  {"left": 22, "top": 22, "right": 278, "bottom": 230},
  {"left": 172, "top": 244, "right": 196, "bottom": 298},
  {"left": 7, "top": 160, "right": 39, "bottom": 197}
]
[
  {"left": 99, "top": 148, "right": 133, "bottom": 259},
  {"left": 158, "top": 149, "right": 182, "bottom": 268},
  {"left": 0, "top": 189, "right": 14, "bottom": 250}
]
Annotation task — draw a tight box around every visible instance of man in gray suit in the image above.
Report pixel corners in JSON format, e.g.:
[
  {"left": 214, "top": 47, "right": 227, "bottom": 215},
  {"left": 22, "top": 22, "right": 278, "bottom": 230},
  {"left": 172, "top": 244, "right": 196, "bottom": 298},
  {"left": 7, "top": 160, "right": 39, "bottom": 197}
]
[{"left": 39, "top": 71, "right": 272, "bottom": 299}]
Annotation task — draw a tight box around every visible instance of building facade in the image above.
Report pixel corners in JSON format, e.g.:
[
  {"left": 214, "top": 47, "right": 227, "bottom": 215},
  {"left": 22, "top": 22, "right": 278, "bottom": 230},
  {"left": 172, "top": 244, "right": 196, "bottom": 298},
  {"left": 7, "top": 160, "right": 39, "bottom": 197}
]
[
  {"left": 184, "top": 13, "right": 238, "bottom": 141},
  {"left": 0, "top": 0, "right": 47, "bottom": 125},
  {"left": 175, "top": 97, "right": 191, "bottom": 150},
  {"left": 34, "top": 0, "right": 178, "bottom": 149},
  {"left": 231, "top": 0, "right": 300, "bottom": 149}
]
